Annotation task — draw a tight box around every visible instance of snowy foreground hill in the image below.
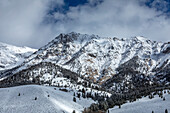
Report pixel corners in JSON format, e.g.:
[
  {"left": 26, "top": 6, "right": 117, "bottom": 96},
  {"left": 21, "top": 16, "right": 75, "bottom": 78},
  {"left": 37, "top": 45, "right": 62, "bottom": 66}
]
[
  {"left": 0, "top": 85, "right": 95, "bottom": 113},
  {"left": 0, "top": 32, "right": 169, "bottom": 113},
  {"left": 0, "top": 85, "right": 169, "bottom": 113},
  {"left": 109, "top": 91, "right": 170, "bottom": 113}
]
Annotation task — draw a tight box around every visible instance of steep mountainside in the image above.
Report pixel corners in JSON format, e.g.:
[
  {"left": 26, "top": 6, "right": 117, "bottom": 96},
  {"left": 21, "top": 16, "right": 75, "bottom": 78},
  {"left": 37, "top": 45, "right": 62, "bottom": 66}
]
[
  {"left": 0, "top": 42, "right": 37, "bottom": 71},
  {"left": 0, "top": 32, "right": 169, "bottom": 92}
]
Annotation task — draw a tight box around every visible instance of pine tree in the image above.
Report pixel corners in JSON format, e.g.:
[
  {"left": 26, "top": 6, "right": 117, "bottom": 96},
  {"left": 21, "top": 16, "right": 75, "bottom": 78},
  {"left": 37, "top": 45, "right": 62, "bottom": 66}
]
[
  {"left": 35, "top": 97, "right": 37, "bottom": 100},
  {"left": 72, "top": 110, "right": 76, "bottom": 113},
  {"left": 165, "top": 109, "right": 168, "bottom": 113},
  {"left": 18, "top": 93, "right": 20, "bottom": 96},
  {"left": 73, "top": 97, "right": 76, "bottom": 102},
  {"left": 152, "top": 111, "right": 154, "bottom": 113},
  {"left": 119, "top": 104, "right": 121, "bottom": 109},
  {"left": 77, "top": 93, "right": 80, "bottom": 98},
  {"left": 82, "top": 88, "right": 85, "bottom": 94},
  {"left": 163, "top": 97, "right": 165, "bottom": 101},
  {"left": 88, "top": 82, "right": 91, "bottom": 88},
  {"left": 82, "top": 93, "right": 86, "bottom": 98},
  {"left": 164, "top": 90, "right": 166, "bottom": 94}
]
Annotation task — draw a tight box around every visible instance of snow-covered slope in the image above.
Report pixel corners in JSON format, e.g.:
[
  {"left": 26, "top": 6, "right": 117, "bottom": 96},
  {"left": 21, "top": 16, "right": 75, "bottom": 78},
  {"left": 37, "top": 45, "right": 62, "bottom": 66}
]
[
  {"left": 0, "top": 85, "right": 95, "bottom": 113},
  {"left": 109, "top": 91, "right": 170, "bottom": 113},
  {"left": 0, "top": 42, "right": 37, "bottom": 71}
]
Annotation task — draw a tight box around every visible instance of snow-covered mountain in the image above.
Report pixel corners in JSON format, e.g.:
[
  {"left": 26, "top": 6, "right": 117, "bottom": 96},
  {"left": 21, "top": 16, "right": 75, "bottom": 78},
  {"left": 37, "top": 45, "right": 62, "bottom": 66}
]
[
  {"left": 0, "top": 32, "right": 169, "bottom": 90},
  {"left": 0, "top": 42, "right": 37, "bottom": 71},
  {"left": 0, "top": 32, "right": 169, "bottom": 113}
]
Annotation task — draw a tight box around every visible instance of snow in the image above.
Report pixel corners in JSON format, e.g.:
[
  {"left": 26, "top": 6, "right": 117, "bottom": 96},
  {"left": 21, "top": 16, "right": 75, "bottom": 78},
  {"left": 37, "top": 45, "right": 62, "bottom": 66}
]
[
  {"left": 50, "top": 77, "right": 111, "bottom": 97},
  {"left": 2, "top": 33, "right": 169, "bottom": 84},
  {"left": 0, "top": 33, "right": 169, "bottom": 93},
  {"left": 0, "top": 33, "right": 169, "bottom": 113},
  {"left": 109, "top": 92, "right": 170, "bottom": 113},
  {"left": 0, "top": 42, "right": 36, "bottom": 71},
  {"left": 0, "top": 77, "right": 7, "bottom": 81},
  {"left": 0, "top": 85, "right": 95, "bottom": 113},
  {"left": 0, "top": 85, "right": 169, "bottom": 113}
]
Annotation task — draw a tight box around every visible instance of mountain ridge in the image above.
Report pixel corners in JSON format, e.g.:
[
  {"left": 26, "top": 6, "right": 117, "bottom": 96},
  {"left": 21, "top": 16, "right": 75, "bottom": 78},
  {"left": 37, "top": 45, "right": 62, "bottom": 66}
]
[
  {"left": 0, "top": 42, "right": 37, "bottom": 71},
  {"left": 0, "top": 32, "right": 169, "bottom": 92}
]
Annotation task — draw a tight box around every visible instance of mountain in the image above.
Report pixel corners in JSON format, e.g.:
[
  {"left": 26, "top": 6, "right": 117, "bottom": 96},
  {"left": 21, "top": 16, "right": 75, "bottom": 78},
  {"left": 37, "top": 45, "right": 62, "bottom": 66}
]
[
  {"left": 0, "top": 32, "right": 169, "bottom": 88},
  {"left": 0, "top": 42, "right": 37, "bottom": 71},
  {"left": 0, "top": 32, "right": 169, "bottom": 113}
]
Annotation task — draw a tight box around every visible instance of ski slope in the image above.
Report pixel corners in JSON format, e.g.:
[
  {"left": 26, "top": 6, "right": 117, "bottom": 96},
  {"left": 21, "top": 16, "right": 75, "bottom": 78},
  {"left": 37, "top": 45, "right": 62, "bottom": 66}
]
[
  {"left": 0, "top": 85, "right": 95, "bottom": 113},
  {"left": 110, "top": 92, "right": 170, "bottom": 113}
]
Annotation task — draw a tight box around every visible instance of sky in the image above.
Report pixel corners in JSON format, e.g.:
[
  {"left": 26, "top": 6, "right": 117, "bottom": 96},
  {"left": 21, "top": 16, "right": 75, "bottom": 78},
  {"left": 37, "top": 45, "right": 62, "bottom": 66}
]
[{"left": 0, "top": 0, "right": 170, "bottom": 48}]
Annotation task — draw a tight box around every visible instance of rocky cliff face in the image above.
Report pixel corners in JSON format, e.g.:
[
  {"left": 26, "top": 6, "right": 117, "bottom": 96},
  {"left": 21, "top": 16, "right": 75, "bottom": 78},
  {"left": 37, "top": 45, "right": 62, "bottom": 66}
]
[{"left": 0, "top": 32, "right": 169, "bottom": 92}]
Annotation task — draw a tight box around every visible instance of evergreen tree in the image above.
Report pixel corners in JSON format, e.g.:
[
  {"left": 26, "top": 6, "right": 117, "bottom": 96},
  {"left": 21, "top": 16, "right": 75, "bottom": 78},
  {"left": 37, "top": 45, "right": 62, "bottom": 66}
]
[
  {"left": 77, "top": 93, "right": 80, "bottom": 98},
  {"left": 165, "top": 109, "right": 168, "bottom": 113},
  {"left": 82, "top": 88, "right": 85, "bottom": 94},
  {"left": 88, "top": 82, "right": 91, "bottom": 88},
  {"left": 82, "top": 93, "right": 86, "bottom": 98},
  {"left": 18, "top": 93, "right": 20, "bottom": 96},
  {"left": 35, "top": 97, "right": 37, "bottom": 100},
  {"left": 72, "top": 110, "right": 76, "bottom": 113},
  {"left": 73, "top": 97, "right": 76, "bottom": 102},
  {"left": 164, "top": 90, "right": 166, "bottom": 94},
  {"left": 119, "top": 104, "right": 121, "bottom": 109}
]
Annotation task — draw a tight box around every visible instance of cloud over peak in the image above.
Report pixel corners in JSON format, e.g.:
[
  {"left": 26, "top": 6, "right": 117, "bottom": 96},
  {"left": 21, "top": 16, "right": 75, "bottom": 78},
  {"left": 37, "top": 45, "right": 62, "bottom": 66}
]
[{"left": 0, "top": 0, "right": 169, "bottom": 48}]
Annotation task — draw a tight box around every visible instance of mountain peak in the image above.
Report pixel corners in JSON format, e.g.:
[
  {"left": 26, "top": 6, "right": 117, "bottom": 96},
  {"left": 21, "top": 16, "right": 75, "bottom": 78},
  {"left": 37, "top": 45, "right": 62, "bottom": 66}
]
[
  {"left": 129, "top": 36, "right": 151, "bottom": 43},
  {"left": 0, "top": 32, "right": 169, "bottom": 98}
]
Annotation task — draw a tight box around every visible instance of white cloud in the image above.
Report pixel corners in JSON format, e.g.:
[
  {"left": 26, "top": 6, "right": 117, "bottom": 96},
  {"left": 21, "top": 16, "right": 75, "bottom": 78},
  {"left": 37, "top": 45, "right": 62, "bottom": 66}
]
[
  {"left": 0, "top": 0, "right": 64, "bottom": 48},
  {"left": 0, "top": 0, "right": 169, "bottom": 48},
  {"left": 51, "top": 0, "right": 170, "bottom": 42}
]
